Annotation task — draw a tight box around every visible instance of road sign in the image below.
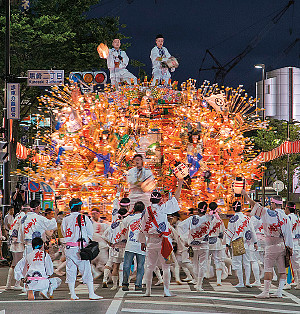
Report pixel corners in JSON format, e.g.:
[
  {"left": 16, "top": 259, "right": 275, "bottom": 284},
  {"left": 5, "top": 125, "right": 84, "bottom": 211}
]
[
  {"left": 27, "top": 70, "right": 64, "bottom": 86},
  {"left": 273, "top": 180, "right": 284, "bottom": 192},
  {"left": 28, "top": 181, "right": 40, "bottom": 192},
  {"left": 40, "top": 181, "right": 54, "bottom": 193},
  {"left": 7, "top": 83, "right": 20, "bottom": 119}
]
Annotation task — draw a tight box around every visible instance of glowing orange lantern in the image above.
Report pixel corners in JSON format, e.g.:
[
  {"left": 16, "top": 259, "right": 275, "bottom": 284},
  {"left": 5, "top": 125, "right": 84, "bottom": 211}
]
[{"left": 97, "top": 43, "right": 109, "bottom": 59}]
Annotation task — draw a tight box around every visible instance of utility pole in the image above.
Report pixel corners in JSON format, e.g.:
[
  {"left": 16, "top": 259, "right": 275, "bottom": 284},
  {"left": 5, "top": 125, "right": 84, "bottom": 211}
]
[
  {"left": 287, "top": 67, "right": 293, "bottom": 202},
  {"left": 3, "top": 0, "right": 11, "bottom": 214}
]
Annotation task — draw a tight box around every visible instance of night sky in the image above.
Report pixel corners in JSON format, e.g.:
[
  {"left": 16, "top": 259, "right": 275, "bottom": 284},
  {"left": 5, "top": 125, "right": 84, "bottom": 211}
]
[{"left": 89, "top": 0, "right": 300, "bottom": 95}]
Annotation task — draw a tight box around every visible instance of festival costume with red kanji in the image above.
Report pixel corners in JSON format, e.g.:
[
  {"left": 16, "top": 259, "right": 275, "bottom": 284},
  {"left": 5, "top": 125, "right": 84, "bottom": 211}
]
[
  {"left": 251, "top": 205, "right": 293, "bottom": 274},
  {"left": 61, "top": 212, "right": 94, "bottom": 284},
  {"left": 177, "top": 214, "right": 213, "bottom": 289},
  {"left": 21, "top": 212, "right": 57, "bottom": 256},
  {"left": 14, "top": 249, "right": 61, "bottom": 298},
  {"left": 225, "top": 212, "right": 257, "bottom": 286},
  {"left": 139, "top": 197, "right": 180, "bottom": 296}
]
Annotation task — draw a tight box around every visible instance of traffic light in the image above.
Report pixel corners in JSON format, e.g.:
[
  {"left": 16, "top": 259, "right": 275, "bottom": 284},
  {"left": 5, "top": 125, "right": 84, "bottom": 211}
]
[
  {"left": 0, "top": 141, "right": 8, "bottom": 160},
  {"left": 69, "top": 71, "right": 107, "bottom": 85}
]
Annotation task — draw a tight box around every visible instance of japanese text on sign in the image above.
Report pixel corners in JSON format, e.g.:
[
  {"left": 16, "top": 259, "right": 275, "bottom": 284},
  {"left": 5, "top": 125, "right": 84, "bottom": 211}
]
[
  {"left": 27, "top": 70, "right": 64, "bottom": 86},
  {"left": 7, "top": 83, "right": 20, "bottom": 119}
]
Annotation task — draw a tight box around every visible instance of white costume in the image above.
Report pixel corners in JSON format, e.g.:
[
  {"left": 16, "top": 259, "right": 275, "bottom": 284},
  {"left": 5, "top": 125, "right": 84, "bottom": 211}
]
[
  {"left": 225, "top": 212, "right": 257, "bottom": 287},
  {"left": 61, "top": 213, "right": 94, "bottom": 284},
  {"left": 251, "top": 203, "right": 293, "bottom": 298},
  {"left": 178, "top": 214, "right": 213, "bottom": 290},
  {"left": 107, "top": 48, "right": 137, "bottom": 85},
  {"left": 150, "top": 46, "right": 172, "bottom": 85},
  {"left": 14, "top": 248, "right": 61, "bottom": 298},
  {"left": 139, "top": 197, "right": 180, "bottom": 296},
  {"left": 91, "top": 217, "right": 109, "bottom": 271},
  {"left": 21, "top": 212, "right": 57, "bottom": 256},
  {"left": 127, "top": 167, "right": 154, "bottom": 209},
  {"left": 208, "top": 215, "right": 226, "bottom": 285},
  {"left": 251, "top": 204, "right": 293, "bottom": 273}
]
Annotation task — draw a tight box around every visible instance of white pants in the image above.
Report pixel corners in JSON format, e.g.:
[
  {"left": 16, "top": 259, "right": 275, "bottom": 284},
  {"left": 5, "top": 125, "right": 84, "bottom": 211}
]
[
  {"left": 26, "top": 277, "right": 61, "bottom": 293},
  {"left": 232, "top": 250, "right": 252, "bottom": 270},
  {"left": 192, "top": 245, "right": 209, "bottom": 279},
  {"left": 209, "top": 249, "right": 223, "bottom": 270},
  {"left": 92, "top": 247, "right": 109, "bottom": 270},
  {"left": 65, "top": 247, "right": 93, "bottom": 284},
  {"left": 110, "top": 69, "right": 137, "bottom": 85},
  {"left": 151, "top": 68, "right": 171, "bottom": 86}
]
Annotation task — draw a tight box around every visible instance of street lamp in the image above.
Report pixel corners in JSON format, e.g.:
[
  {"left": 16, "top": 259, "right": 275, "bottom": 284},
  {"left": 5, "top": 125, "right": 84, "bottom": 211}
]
[{"left": 255, "top": 64, "right": 266, "bottom": 206}]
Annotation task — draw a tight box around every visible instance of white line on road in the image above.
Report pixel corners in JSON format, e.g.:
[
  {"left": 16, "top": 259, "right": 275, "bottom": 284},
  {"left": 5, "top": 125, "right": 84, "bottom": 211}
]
[
  {"left": 125, "top": 293, "right": 297, "bottom": 306},
  {"left": 282, "top": 290, "right": 300, "bottom": 304},
  {"left": 106, "top": 289, "right": 125, "bottom": 314},
  {"left": 124, "top": 299, "right": 300, "bottom": 314},
  {"left": 121, "top": 309, "right": 222, "bottom": 314}
]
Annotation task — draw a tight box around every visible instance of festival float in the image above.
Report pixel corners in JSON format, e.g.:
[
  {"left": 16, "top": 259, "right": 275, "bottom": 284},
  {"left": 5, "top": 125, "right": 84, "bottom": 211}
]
[{"left": 15, "top": 77, "right": 268, "bottom": 217}]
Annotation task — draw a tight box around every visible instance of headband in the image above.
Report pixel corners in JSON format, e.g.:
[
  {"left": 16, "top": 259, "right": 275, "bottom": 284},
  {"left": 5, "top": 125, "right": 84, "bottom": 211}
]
[
  {"left": 70, "top": 201, "right": 83, "bottom": 210},
  {"left": 119, "top": 201, "right": 130, "bottom": 207},
  {"left": 198, "top": 205, "right": 207, "bottom": 212},
  {"left": 270, "top": 198, "right": 283, "bottom": 205},
  {"left": 91, "top": 210, "right": 100, "bottom": 214},
  {"left": 151, "top": 194, "right": 162, "bottom": 199},
  {"left": 233, "top": 202, "right": 241, "bottom": 211},
  {"left": 287, "top": 205, "right": 296, "bottom": 209}
]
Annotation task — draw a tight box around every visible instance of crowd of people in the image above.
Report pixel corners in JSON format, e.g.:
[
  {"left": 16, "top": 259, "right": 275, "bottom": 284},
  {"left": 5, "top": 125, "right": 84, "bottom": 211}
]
[{"left": 1, "top": 154, "right": 299, "bottom": 301}]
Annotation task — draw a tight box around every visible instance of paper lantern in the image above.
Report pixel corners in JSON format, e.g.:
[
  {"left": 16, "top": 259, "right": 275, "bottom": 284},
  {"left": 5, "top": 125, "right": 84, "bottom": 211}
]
[
  {"left": 173, "top": 163, "right": 189, "bottom": 180},
  {"left": 97, "top": 43, "right": 109, "bottom": 59},
  {"left": 233, "top": 176, "right": 245, "bottom": 197},
  {"left": 141, "top": 177, "right": 156, "bottom": 192}
]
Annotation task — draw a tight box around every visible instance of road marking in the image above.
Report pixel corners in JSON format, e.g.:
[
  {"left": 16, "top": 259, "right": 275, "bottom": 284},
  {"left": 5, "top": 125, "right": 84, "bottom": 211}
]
[
  {"left": 0, "top": 299, "right": 106, "bottom": 303},
  {"left": 282, "top": 290, "right": 300, "bottom": 304},
  {"left": 210, "top": 282, "right": 238, "bottom": 292},
  {"left": 75, "top": 284, "right": 100, "bottom": 295},
  {"left": 106, "top": 289, "right": 125, "bottom": 314},
  {"left": 121, "top": 309, "right": 218, "bottom": 314},
  {"left": 123, "top": 299, "right": 300, "bottom": 314}
]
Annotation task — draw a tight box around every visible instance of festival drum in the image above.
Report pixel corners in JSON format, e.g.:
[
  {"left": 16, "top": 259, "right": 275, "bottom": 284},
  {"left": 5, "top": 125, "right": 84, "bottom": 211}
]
[
  {"left": 163, "top": 56, "right": 179, "bottom": 69},
  {"left": 141, "top": 177, "right": 156, "bottom": 192}
]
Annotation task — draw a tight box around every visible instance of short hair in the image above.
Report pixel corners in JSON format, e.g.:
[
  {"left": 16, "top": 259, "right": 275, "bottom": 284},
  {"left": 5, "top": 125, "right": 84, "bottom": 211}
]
[
  {"left": 156, "top": 34, "right": 164, "bottom": 39},
  {"left": 57, "top": 211, "right": 64, "bottom": 216},
  {"left": 119, "top": 197, "right": 130, "bottom": 207},
  {"left": 32, "top": 237, "right": 43, "bottom": 250},
  {"left": 170, "top": 211, "right": 180, "bottom": 218},
  {"left": 69, "top": 198, "right": 83, "bottom": 212},
  {"left": 118, "top": 207, "right": 128, "bottom": 216},
  {"left": 45, "top": 208, "right": 53, "bottom": 214},
  {"left": 198, "top": 201, "right": 208, "bottom": 214},
  {"left": 133, "top": 154, "right": 143, "bottom": 160},
  {"left": 287, "top": 201, "right": 296, "bottom": 213},
  {"left": 209, "top": 202, "right": 218, "bottom": 212},
  {"left": 150, "top": 191, "right": 162, "bottom": 204},
  {"left": 133, "top": 201, "right": 145, "bottom": 213},
  {"left": 272, "top": 195, "right": 282, "bottom": 205},
  {"left": 30, "top": 199, "right": 40, "bottom": 209},
  {"left": 232, "top": 201, "right": 242, "bottom": 212},
  {"left": 91, "top": 207, "right": 100, "bottom": 213}
]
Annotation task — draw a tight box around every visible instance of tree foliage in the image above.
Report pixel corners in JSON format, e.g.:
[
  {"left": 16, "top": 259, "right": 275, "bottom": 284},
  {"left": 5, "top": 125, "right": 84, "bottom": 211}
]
[{"left": 252, "top": 118, "right": 300, "bottom": 196}]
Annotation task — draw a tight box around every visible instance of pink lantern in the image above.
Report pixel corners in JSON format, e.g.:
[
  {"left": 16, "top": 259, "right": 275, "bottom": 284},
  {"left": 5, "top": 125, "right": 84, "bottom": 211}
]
[{"left": 97, "top": 43, "right": 109, "bottom": 59}]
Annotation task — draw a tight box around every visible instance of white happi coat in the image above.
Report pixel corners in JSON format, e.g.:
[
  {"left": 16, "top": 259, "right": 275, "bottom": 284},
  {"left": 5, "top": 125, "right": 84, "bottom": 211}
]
[
  {"left": 9, "top": 211, "right": 26, "bottom": 253},
  {"left": 208, "top": 215, "right": 225, "bottom": 250},
  {"left": 250, "top": 215, "right": 265, "bottom": 251},
  {"left": 150, "top": 46, "right": 172, "bottom": 84},
  {"left": 120, "top": 213, "right": 145, "bottom": 255},
  {"left": 107, "top": 48, "right": 137, "bottom": 84},
  {"left": 14, "top": 249, "right": 53, "bottom": 292},
  {"left": 92, "top": 218, "right": 109, "bottom": 250},
  {"left": 177, "top": 214, "right": 213, "bottom": 247},
  {"left": 225, "top": 212, "right": 257, "bottom": 250},
  {"left": 127, "top": 167, "right": 154, "bottom": 209},
  {"left": 250, "top": 204, "right": 293, "bottom": 249},
  {"left": 61, "top": 212, "right": 93, "bottom": 245},
  {"left": 288, "top": 213, "right": 300, "bottom": 250},
  {"left": 21, "top": 212, "right": 57, "bottom": 254},
  {"left": 140, "top": 197, "right": 180, "bottom": 241}
]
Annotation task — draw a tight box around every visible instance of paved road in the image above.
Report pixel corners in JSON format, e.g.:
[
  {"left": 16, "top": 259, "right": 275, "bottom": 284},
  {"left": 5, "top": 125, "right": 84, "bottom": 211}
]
[{"left": 1, "top": 266, "right": 300, "bottom": 314}]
